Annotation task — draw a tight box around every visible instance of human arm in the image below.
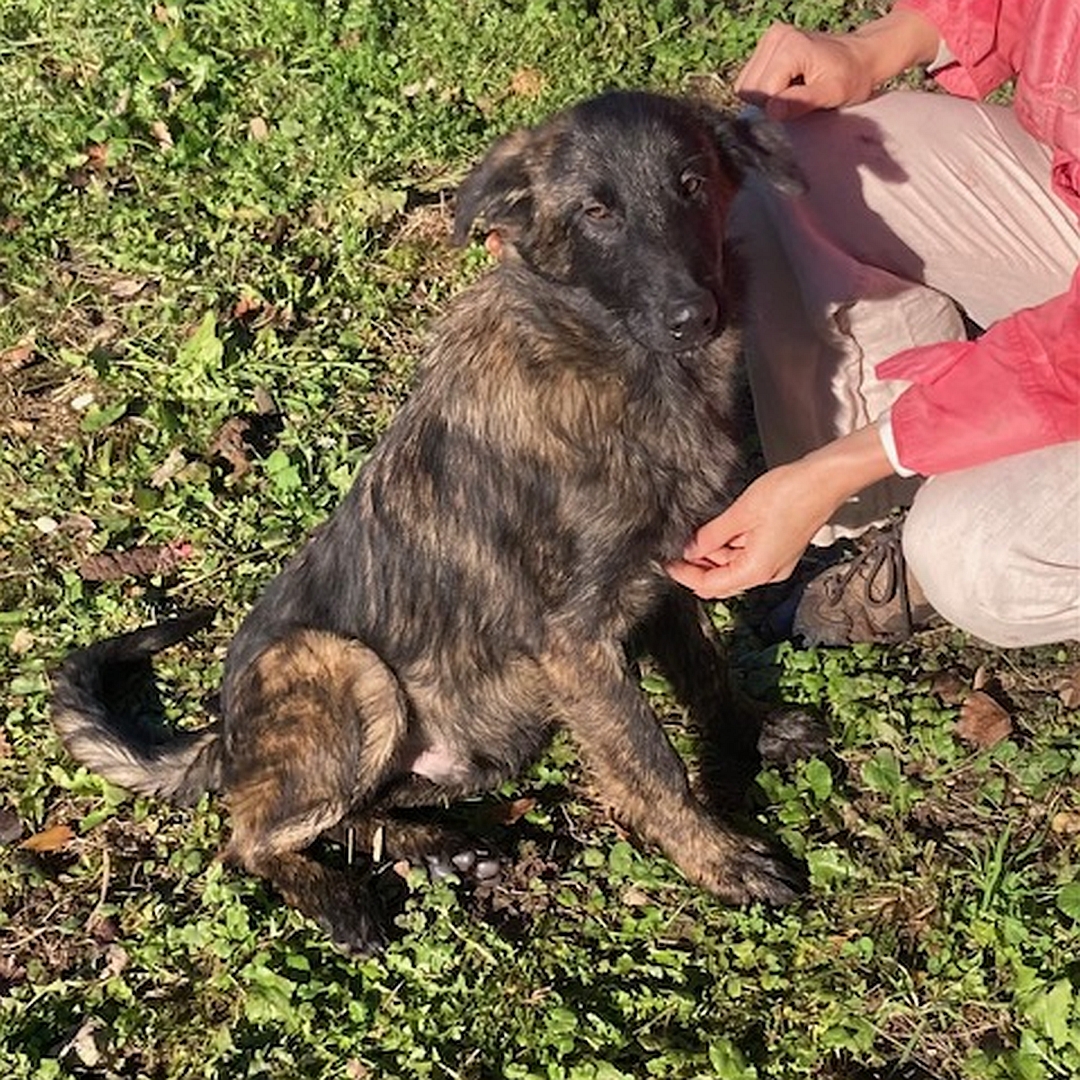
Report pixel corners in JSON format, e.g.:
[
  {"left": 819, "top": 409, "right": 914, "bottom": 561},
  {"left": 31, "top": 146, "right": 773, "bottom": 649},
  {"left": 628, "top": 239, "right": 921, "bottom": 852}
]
[
  {"left": 734, "top": 5, "right": 941, "bottom": 121},
  {"left": 666, "top": 425, "right": 896, "bottom": 599},
  {"left": 669, "top": 273, "right": 1080, "bottom": 601},
  {"left": 880, "top": 269, "right": 1080, "bottom": 475}
]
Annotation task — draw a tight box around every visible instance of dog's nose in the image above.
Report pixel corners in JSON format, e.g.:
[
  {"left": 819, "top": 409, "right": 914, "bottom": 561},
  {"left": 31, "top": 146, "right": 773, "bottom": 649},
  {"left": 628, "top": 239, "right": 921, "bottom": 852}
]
[{"left": 665, "top": 292, "right": 717, "bottom": 343}]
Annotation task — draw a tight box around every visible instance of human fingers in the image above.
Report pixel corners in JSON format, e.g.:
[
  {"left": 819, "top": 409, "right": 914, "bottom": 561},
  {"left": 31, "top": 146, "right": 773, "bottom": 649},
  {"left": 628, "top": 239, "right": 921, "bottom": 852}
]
[
  {"left": 682, "top": 505, "right": 748, "bottom": 565},
  {"left": 666, "top": 557, "right": 743, "bottom": 600},
  {"left": 668, "top": 540, "right": 788, "bottom": 599},
  {"left": 734, "top": 23, "right": 812, "bottom": 105}
]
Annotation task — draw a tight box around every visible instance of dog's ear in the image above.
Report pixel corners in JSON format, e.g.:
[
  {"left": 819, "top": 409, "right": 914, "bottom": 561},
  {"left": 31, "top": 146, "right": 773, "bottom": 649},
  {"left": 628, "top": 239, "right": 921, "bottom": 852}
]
[
  {"left": 452, "top": 129, "right": 536, "bottom": 247},
  {"left": 708, "top": 107, "right": 806, "bottom": 195}
]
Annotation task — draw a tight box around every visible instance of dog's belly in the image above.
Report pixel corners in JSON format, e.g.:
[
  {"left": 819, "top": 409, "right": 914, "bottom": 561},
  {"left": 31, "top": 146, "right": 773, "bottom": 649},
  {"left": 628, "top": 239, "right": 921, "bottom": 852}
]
[{"left": 407, "top": 743, "right": 478, "bottom": 786}]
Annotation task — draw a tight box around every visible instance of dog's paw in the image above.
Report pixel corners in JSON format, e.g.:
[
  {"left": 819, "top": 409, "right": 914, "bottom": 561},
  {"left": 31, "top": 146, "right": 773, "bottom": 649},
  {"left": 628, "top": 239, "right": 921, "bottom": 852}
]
[
  {"left": 317, "top": 905, "right": 389, "bottom": 957},
  {"left": 725, "top": 841, "right": 807, "bottom": 906},
  {"left": 692, "top": 831, "right": 807, "bottom": 907},
  {"left": 756, "top": 706, "right": 829, "bottom": 767}
]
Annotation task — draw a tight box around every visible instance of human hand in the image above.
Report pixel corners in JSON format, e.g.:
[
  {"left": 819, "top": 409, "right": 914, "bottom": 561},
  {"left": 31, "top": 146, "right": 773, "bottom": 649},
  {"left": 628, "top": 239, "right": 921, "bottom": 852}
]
[
  {"left": 667, "top": 425, "right": 897, "bottom": 599},
  {"left": 734, "top": 10, "right": 940, "bottom": 122},
  {"left": 734, "top": 23, "right": 876, "bottom": 121},
  {"left": 666, "top": 463, "right": 833, "bottom": 599}
]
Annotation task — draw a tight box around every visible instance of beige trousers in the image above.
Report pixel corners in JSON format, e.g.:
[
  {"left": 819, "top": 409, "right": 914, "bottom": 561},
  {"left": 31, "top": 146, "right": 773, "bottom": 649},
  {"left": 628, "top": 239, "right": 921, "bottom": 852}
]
[{"left": 730, "top": 90, "right": 1080, "bottom": 646}]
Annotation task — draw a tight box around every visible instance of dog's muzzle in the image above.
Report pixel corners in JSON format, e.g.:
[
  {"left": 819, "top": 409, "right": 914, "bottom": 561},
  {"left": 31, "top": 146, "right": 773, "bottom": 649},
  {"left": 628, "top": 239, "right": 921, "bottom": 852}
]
[{"left": 664, "top": 289, "right": 718, "bottom": 348}]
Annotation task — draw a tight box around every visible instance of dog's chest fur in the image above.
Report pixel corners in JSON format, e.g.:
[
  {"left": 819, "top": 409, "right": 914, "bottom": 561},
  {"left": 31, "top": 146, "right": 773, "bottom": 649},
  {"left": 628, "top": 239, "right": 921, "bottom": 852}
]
[{"left": 225, "top": 264, "right": 746, "bottom": 708}]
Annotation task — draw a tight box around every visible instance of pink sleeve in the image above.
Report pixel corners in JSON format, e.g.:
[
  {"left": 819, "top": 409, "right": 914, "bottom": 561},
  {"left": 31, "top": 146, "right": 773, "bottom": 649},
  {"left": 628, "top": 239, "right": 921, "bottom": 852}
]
[
  {"left": 892, "top": 0, "right": 1024, "bottom": 97},
  {"left": 878, "top": 270, "right": 1080, "bottom": 475}
]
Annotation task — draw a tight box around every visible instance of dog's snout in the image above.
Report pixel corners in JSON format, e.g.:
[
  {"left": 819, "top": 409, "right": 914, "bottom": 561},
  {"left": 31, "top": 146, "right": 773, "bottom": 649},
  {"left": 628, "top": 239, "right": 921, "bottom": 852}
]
[{"left": 665, "top": 291, "right": 718, "bottom": 344}]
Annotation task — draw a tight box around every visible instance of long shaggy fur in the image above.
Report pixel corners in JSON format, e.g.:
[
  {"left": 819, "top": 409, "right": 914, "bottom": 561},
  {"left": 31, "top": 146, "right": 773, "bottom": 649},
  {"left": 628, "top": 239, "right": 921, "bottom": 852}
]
[{"left": 53, "top": 91, "right": 807, "bottom": 954}]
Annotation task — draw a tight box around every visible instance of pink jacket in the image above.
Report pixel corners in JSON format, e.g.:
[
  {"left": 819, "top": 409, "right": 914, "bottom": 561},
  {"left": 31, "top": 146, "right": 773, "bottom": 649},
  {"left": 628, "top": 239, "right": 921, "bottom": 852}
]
[{"left": 883, "top": 0, "right": 1080, "bottom": 475}]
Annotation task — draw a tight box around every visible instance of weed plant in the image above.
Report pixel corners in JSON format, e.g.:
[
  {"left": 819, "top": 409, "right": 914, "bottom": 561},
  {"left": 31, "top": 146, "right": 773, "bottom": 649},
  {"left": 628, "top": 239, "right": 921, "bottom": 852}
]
[{"left": 1, "top": 1, "right": 1077, "bottom": 1077}]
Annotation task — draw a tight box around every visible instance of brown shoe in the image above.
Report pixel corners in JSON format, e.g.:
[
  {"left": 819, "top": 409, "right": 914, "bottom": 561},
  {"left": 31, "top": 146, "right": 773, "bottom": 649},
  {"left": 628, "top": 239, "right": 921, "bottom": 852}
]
[{"left": 792, "top": 519, "right": 938, "bottom": 646}]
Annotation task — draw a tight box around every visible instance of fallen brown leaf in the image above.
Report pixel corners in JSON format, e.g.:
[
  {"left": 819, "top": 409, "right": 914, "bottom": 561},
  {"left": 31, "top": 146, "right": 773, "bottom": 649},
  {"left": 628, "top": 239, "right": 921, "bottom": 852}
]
[
  {"left": 929, "top": 669, "right": 968, "bottom": 705},
  {"left": 150, "top": 446, "right": 189, "bottom": 488},
  {"left": 1054, "top": 663, "right": 1080, "bottom": 709},
  {"left": 102, "top": 943, "right": 130, "bottom": 980},
  {"left": 208, "top": 415, "right": 253, "bottom": 478},
  {"left": 497, "top": 797, "right": 537, "bottom": 825},
  {"left": 0, "top": 340, "right": 35, "bottom": 372},
  {"left": 109, "top": 277, "right": 148, "bottom": 299},
  {"left": 253, "top": 385, "right": 278, "bottom": 416},
  {"left": 19, "top": 823, "right": 75, "bottom": 853},
  {"left": 233, "top": 294, "right": 262, "bottom": 319},
  {"left": 86, "top": 143, "right": 109, "bottom": 174},
  {"left": 79, "top": 540, "right": 194, "bottom": 582},
  {"left": 0, "top": 807, "right": 23, "bottom": 845},
  {"left": 955, "top": 689, "right": 1012, "bottom": 749},
  {"left": 509, "top": 68, "right": 544, "bottom": 98},
  {"left": 149, "top": 119, "right": 174, "bottom": 150},
  {"left": 1051, "top": 810, "right": 1080, "bottom": 836}
]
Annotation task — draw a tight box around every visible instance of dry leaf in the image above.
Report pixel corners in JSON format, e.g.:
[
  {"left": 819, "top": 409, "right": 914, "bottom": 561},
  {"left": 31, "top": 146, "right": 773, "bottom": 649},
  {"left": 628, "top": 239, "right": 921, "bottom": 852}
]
[
  {"left": 248, "top": 116, "right": 270, "bottom": 141},
  {"left": 509, "top": 68, "right": 544, "bottom": 98},
  {"left": 150, "top": 120, "right": 174, "bottom": 149},
  {"left": 58, "top": 513, "right": 96, "bottom": 540},
  {"left": 69, "top": 1019, "right": 102, "bottom": 1068},
  {"left": 102, "top": 943, "right": 130, "bottom": 979},
  {"left": 495, "top": 797, "right": 537, "bottom": 825},
  {"left": 1051, "top": 811, "right": 1080, "bottom": 836},
  {"left": 86, "top": 143, "right": 109, "bottom": 173},
  {"left": 150, "top": 446, "right": 189, "bottom": 488},
  {"left": 955, "top": 690, "right": 1012, "bottom": 749},
  {"left": 0, "top": 808, "right": 23, "bottom": 845},
  {"left": 233, "top": 294, "right": 262, "bottom": 319},
  {"left": 19, "top": 823, "right": 75, "bottom": 853},
  {"left": 10, "top": 627, "right": 35, "bottom": 655},
  {"left": 253, "top": 385, "right": 278, "bottom": 416},
  {"left": 79, "top": 540, "right": 194, "bottom": 582},
  {"left": 1054, "top": 663, "right": 1080, "bottom": 709},
  {"left": 208, "top": 415, "right": 253, "bottom": 478},
  {"left": 929, "top": 669, "right": 968, "bottom": 705},
  {"left": 1, "top": 340, "right": 35, "bottom": 372},
  {"left": 109, "top": 277, "right": 147, "bottom": 299}
]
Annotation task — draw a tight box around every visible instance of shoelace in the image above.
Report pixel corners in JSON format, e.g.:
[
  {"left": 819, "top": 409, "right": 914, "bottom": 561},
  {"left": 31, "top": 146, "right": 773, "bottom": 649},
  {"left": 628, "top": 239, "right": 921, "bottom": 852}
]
[{"left": 821, "top": 525, "right": 915, "bottom": 638}]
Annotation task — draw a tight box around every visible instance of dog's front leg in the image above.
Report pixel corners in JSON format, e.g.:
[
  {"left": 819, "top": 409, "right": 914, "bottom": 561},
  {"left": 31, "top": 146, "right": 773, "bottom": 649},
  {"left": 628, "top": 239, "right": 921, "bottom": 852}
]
[{"left": 543, "top": 637, "right": 803, "bottom": 906}]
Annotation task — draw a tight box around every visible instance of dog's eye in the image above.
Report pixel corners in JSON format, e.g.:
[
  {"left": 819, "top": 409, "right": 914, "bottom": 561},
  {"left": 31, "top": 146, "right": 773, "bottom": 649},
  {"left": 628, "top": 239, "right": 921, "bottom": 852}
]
[
  {"left": 680, "top": 171, "right": 706, "bottom": 198},
  {"left": 582, "top": 201, "right": 612, "bottom": 221}
]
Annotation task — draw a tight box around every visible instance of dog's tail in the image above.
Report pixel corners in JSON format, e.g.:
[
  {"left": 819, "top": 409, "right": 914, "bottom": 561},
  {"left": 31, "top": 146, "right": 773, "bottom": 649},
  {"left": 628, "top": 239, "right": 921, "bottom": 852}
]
[{"left": 51, "top": 609, "right": 224, "bottom": 806}]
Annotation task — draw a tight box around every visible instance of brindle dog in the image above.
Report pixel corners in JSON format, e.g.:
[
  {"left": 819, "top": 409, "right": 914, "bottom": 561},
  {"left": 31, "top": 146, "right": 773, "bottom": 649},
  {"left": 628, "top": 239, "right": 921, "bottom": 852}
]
[{"left": 53, "top": 91, "right": 809, "bottom": 954}]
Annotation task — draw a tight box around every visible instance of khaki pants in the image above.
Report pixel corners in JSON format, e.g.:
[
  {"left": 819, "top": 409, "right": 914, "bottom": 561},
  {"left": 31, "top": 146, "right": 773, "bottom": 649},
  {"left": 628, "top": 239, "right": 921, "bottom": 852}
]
[{"left": 730, "top": 90, "right": 1080, "bottom": 646}]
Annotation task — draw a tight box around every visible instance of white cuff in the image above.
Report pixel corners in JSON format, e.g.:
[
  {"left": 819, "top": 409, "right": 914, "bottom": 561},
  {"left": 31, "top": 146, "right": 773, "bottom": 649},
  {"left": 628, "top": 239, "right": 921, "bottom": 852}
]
[
  {"left": 876, "top": 413, "right": 918, "bottom": 478},
  {"left": 928, "top": 40, "right": 956, "bottom": 74}
]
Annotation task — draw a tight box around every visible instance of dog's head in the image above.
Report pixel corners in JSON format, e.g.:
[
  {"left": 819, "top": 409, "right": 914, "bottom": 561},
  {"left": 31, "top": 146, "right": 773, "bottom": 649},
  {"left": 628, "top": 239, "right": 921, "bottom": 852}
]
[{"left": 454, "top": 90, "right": 802, "bottom": 354}]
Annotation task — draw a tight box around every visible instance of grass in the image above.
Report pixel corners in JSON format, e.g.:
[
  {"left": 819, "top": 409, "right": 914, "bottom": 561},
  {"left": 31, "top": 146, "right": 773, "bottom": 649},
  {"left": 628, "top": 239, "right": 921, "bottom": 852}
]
[{"left": 1, "top": 0, "right": 1078, "bottom": 1077}]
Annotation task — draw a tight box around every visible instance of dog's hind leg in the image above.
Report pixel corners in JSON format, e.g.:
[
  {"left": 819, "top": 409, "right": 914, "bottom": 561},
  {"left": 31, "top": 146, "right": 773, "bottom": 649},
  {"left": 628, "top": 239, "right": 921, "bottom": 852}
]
[
  {"left": 544, "top": 636, "right": 804, "bottom": 906},
  {"left": 221, "top": 630, "right": 410, "bottom": 953}
]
